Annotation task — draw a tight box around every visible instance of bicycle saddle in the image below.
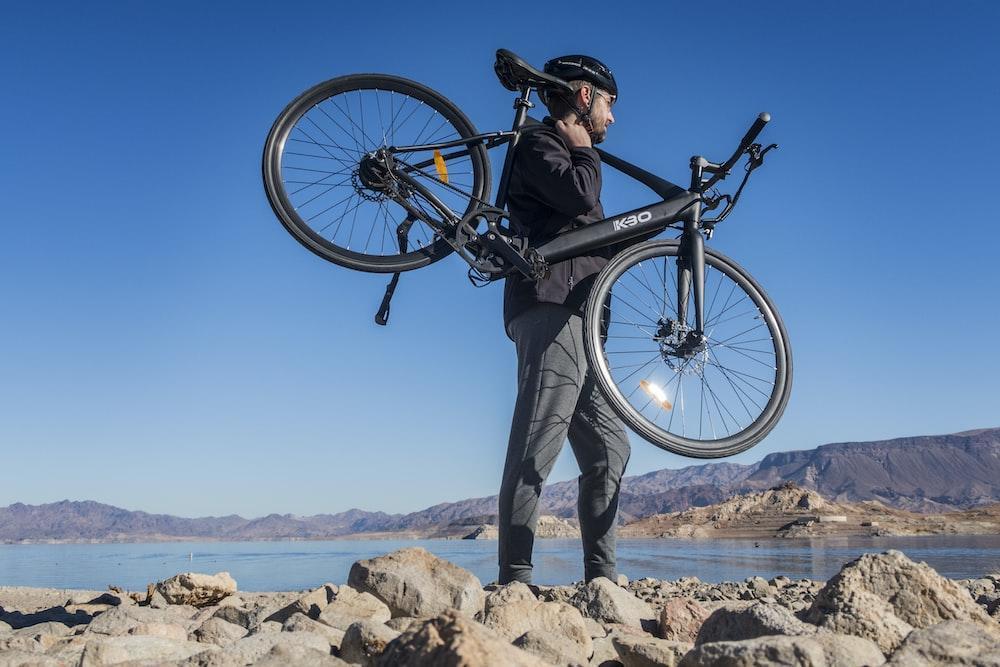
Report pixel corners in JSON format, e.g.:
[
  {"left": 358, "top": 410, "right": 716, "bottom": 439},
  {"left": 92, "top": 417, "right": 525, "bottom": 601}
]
[{"left": 494, "top": 49, "right": 573, "bottom": 94}]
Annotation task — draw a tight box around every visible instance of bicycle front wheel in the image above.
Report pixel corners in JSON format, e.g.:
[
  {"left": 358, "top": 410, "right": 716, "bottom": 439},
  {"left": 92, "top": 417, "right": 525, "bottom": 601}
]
[
  {"left": 583, "top": 240, "right": 792, "bottom": 458},
  {"left": 263, "top": 74, "right": 490, "bottom": 273}
]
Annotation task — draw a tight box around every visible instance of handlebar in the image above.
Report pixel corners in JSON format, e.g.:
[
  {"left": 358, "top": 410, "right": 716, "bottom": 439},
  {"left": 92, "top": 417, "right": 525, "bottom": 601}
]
[{"left": 699, "top": 112, "right": 770, "bottom": 192}]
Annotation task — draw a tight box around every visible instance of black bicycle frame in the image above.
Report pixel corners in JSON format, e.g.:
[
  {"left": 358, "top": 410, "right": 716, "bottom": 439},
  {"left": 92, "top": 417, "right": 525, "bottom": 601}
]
[{"left": 386, "top": 85, "right": 770, "bottom": 337}]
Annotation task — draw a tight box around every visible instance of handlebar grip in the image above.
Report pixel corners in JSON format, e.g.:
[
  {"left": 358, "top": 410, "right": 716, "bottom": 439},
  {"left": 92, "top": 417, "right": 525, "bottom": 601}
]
[{"left": 738, "top": 112, "right": 771, "bottom": 151}]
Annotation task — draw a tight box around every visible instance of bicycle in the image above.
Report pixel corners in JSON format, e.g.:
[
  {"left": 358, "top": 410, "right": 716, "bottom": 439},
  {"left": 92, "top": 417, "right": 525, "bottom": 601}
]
[{"left": 262, "top": 49, "right": 791, "bottom": 458}]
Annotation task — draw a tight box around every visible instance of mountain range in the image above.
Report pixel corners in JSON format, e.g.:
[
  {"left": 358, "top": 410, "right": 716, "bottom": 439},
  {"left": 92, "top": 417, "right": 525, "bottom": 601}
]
[{"left": 2, "top": 427, "right": 997, "bottom": 542}]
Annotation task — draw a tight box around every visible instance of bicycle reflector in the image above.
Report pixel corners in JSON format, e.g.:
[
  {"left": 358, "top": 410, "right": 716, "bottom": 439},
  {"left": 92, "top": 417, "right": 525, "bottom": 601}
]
[
  {"left": 640, "top": 380, "right": 673, "bottom": 410},
  {"left": 433, "top": 150, "right": 449, "bottom": 183}
]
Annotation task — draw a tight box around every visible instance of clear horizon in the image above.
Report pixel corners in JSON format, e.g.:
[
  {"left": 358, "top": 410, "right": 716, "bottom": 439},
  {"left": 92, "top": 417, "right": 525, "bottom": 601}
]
[{"left": 3, "top": 1, "right": 998, "bottom": 517}]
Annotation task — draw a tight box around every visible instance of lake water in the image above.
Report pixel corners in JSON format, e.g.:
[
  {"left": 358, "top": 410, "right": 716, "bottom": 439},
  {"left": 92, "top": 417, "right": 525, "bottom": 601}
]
[{"left": 2, "top": 536, "right": 999, "bottom": 591}]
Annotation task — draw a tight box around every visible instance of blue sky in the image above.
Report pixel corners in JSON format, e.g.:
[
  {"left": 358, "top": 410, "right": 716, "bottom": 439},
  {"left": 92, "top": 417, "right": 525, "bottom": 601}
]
[{"left": 1, "top": 1, "right": 997, "bottom": 518}]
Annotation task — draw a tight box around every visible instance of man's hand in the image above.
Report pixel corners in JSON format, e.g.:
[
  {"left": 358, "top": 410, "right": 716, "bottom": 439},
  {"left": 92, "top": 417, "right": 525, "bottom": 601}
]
[{"left": 555, "top": 119, "right": 592, "bottom": 149}]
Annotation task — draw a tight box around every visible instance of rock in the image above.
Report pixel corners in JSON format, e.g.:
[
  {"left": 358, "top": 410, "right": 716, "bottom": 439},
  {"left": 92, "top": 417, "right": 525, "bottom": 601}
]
[
  {"left": 612, "top": 635, "right": 692, "bottom": 667},
  {"left": 251, "top": 642, "right": 350, "bottom": 666},
  {"left": 658, "top": 597, "right": 710, "bottom": 643},
  {"left": 210, "top": 598, "right": 290, "bottom": 632},
  {"left": 0, "top": 651, "right": 65, "bottom": 667},
  {"left": 695, "top": 602, "right": 818, "bottom": 644},
  {"left": 339, "top": 619, "right": 401, "bottom": 666},
  {"left": 317, "top": 586, "right": 392, "bottom": 631},
  {"left": 219, "top": 632, "right": 331, "bottom": 665},
  {"left": 348, "top": 547, "right": 485, "bottom": 620},
  {"left": 808, "top": 550, "right": 998, "bottom": 646},
  {"left": 480, "top": 597, "right": 592, "bottom": 657},
  {"left": 744, "top": 576, "right": 772, "bottom": 599},
  {"left": 377, "top": 609, "right": 550, "bottom": 666},
  {"left": 482, "top": 582, "right": 537, "bottom": 615},
  {"left": 0, "top": 620, "right": 10, "bottom": 633},
  {"left": 886, "top": 620, "right": 1000, "bottom": 666},
  {"left": 78, "top": 635, "right": 213, "bottom": 666},
  {"left": 10, "top": 621, "right": 75, "bottom": 638},
  {"left": 192, "top": 616, "right": 247, "bottom": 647},
  {"left": 583, "top": 616, "right": 606, "bottom": 639},
  {"left": 270, "top": 583, "right": 338, "bottom": 623},
  {"left": 617, "top": 575, "right": 629, "bottom": 588},
  {"left": 385, "top": 616, "right": 420, "bottom": 632},
  {"left": 569, "top": 578, "right": 657, "bottom": 631},
  {"left": 679, "top": 635, "right": 827, "bottom": 666},
  {"left": 513, "top": 629, "right": 589, "bottom": 665},
  {"left": 809, "top": 588, "right": 913, "bottom": 656},
  {"left": 282, "top": 612, "right": 345, "bottom": 650},
  {"left": 84, "top": 605, "right": 189, "bottom": 636},
  {"left": 156, "top": 572, "right": 238, "bottom": 607},
  {"left": 811, "top": 633, "right": 886, "bottom": 667},
  {"left": 253, "top": 620, "right": 283, "bottom": 634},
  {"left": 127, "top": 621, "right": 189, "bottom": 642},
  {"left": 148, "top": 588, "right": 170, "bottom": 609},
  {"left": 589, "top": 634, "right": 622, "bottom": 666}
]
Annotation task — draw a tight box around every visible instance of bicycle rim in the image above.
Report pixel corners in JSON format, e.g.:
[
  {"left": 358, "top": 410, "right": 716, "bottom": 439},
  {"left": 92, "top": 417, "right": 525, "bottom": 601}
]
[
  {"left": 584, "top": 240, "right": 791, "bottom": 458},
  {"left": 263, "top": 74, "right": 490, "bottom": 273}
]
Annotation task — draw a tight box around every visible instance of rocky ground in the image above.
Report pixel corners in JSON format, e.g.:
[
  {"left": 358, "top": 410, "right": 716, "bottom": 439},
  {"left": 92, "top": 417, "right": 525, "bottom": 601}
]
[{"left": 1, "top": 547, "right": 999, "bottom": 666}]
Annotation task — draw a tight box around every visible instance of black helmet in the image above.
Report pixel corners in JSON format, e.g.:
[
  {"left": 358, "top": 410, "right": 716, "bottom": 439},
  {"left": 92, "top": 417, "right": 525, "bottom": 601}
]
[{"left": 543, "top": 54, "right": 618, "bottom": 101}]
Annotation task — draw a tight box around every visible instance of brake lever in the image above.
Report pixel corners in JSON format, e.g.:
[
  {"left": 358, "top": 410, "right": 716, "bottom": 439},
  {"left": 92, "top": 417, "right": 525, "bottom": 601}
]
[{"left": 747, "top": 143, "right": 779, "bottom": 171}]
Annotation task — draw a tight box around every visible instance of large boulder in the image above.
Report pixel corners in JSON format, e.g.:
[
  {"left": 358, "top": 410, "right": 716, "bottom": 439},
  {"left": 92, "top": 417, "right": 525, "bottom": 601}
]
[
  {"left": 658, "top": 597, "right": 710, "bottom": 643},
  {"left": 809, "top": 550, "right": 997, "bottom": 629},
  {"left": 282, "top": 612, "right": 346, "bottom": 651},
  {"left": 481, "top": 582, "right": 537, "bottom": 615},
  {"left": 807, "top": 550, "right": 999, "bottom": 654},
  {"left": 479, "top": 597, "right": 591, "bottom": 656},
  {"left": 191, "top": 616, "right": 247, "bottom": 647},
  {"left": 569, "top": 577, "right": 657, "bottom": 631},
  {"left": 317, "top": 586, "right": 392, "bottom": 631},
  {"left": 0, "top": 651, "right": 64, "bottom": 667},
  {"left": 270, "top": 583, "right": 338, "bottom": 623},
  {"left": 808, "top": 588, "right": 913, "bottom": 656},
  {"left": 512, "top": 629, "right": 588, "bottom": 665},
  {"left": 611, "top": 634, "right": 692, "bottom": 667},
  {"left": 680, "top": 633, "right": 882, "bottom": 667},
  {"left": 348, "top": 547, "right": 485, "bottom": 619},
  {"left": 156, "top": 572, "right": 238, "bottom": 607},
  {"left": 885, "top": 620, "right": 1000, "bottom": 666},
  {"left": 78, "top": 635, "right": 214, "bottom": 666},
  {"left": 695, "top": 602, "right": 818, "bottom": 644},
  {"left": 376, "top": 609, "right": 551, "bottom": 666},
  {"left": 251, "top": 642, "right": 349, "bottom": 666},
  {"left": 84, "top": 605, "right": 190, "bottom": 636},
  {"left": 215, "top": 631, "right": 332, "bottom": 665},
  {"left": 339, "top": 619, "right": 401, "bottom": 666}
]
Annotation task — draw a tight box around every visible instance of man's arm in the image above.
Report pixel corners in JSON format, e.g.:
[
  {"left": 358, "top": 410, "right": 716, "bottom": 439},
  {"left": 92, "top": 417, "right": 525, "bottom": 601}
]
[{"left": 518, "top": 127, "right": 601, "bottom": 217}]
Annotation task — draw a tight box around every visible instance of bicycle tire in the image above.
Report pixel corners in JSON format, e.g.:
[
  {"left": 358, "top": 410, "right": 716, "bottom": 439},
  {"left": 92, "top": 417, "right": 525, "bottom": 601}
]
[
  {"left": 262, "top": 74, "right": 491, "bottom": 273},
  {"left": 583, "top": 240, "right": 792, "bottom": 458}
]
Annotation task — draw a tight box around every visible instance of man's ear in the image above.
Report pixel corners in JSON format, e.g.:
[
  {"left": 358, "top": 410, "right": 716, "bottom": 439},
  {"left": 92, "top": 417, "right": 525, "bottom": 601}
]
[{"left": 575, "top": 85, "right": 592, "bottom": 108}]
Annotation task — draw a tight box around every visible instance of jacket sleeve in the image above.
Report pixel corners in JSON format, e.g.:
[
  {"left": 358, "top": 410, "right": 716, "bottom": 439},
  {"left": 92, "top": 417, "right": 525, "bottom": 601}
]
[{"left": 517, "top": 131, "right": 601, "bottom": 217}]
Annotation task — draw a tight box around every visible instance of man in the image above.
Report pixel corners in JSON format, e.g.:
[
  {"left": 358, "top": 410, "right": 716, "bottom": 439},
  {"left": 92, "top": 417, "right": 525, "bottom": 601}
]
[{"left": 498, "top": 55, "right": 631, "bottom": 585}]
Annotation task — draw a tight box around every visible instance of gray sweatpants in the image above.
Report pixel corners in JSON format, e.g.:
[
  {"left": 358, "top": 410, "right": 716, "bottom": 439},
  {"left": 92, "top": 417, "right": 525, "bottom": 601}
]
[{"left": 499, "top": 303, "right": 631, "bottom": 584}]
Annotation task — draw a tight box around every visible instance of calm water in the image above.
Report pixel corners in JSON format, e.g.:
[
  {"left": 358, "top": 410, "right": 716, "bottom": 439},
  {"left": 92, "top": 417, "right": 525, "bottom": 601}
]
[{"left": 2, "top": 536, "right": 999, "bottom": 591}]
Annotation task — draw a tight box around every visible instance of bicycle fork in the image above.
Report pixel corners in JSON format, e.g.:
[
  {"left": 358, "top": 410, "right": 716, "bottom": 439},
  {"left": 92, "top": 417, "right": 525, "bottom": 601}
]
[{"left": 666, "top": 158, "right": 709, "bottom": 356}]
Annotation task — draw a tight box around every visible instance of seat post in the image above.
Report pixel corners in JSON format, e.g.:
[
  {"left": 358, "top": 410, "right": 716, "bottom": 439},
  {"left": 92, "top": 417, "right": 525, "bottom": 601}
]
[{"left": 494, "top": 87, "right": 534, "bottom": 210}]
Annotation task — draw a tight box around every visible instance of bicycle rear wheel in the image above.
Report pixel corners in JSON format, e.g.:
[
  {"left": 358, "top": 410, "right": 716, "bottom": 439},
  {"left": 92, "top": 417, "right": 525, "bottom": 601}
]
[
  {"left": 262, "top": 74, "right": 490, "bottom": 273},
  {"left": 583, "top": 240, "right": 792, "bottom": 458}
]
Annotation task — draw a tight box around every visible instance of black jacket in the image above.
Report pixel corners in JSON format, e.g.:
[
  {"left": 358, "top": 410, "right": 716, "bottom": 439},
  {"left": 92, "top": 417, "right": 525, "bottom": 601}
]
[{"left": 502, "top": 117, "right": 615, "bottom": 329}]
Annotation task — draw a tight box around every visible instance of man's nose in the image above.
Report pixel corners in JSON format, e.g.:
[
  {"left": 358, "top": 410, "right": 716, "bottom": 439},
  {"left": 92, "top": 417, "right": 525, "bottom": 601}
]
[{"left": 607, "top": 111, "right": 615, "bottom": 125}]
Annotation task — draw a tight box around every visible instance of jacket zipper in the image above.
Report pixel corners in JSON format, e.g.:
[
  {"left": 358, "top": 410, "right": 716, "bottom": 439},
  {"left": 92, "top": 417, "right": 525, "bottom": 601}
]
[{"left": 568, "top": 258, "right": 575, "bottom": 290}]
